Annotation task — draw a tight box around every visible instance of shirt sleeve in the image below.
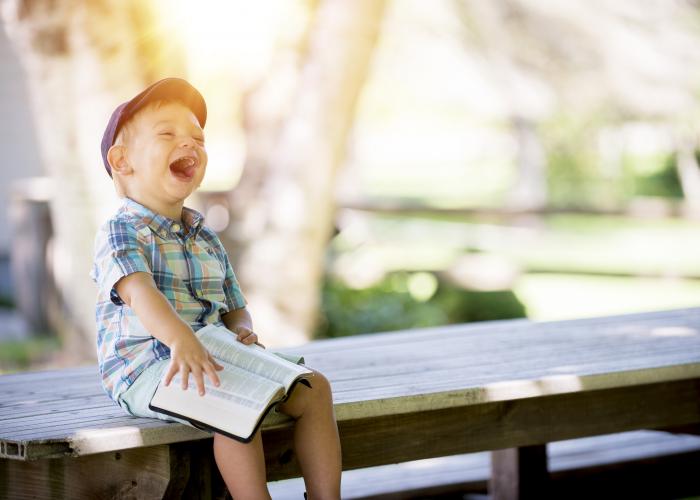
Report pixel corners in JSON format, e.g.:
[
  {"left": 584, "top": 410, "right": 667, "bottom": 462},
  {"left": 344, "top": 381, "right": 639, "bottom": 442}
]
[
  {"left": 92, "top": 219, "right": 152, "bottom": 306},
  {"left": 204, "top": 230, "right": 247, "bottom": 311},
  {"left": 220, "top": 249, "right": 247, "bottom": 311}
]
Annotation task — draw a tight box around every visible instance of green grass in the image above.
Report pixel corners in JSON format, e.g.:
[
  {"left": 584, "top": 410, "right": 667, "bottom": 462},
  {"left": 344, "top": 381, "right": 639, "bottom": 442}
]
[
  {"left": 0, "top": 337, "right": 62, "bottom": 374},
  {"left": 514, "top": 273, "right": 700, "bottom": 321},
  {"left": 337, "top": 212, "right": 700, "bottom": 277},
  {"left": 330, "top": 212, "right": 700, "bottom": 323}
]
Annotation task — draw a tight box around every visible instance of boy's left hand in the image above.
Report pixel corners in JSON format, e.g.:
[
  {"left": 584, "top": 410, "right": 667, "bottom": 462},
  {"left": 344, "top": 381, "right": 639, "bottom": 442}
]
[{"left": 232, "top": 326, "right": 265, "bottom": 348}]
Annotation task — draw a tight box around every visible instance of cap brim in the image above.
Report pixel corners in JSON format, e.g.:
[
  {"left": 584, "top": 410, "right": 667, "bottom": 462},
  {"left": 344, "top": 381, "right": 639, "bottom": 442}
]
[{"left": 123, "top": 78, "right": 207, "bottom": 129}]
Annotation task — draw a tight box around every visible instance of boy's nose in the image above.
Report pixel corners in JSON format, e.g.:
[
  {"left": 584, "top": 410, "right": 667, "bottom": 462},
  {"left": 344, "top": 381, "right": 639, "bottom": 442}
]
[{"left": 179, "top": 136, "right": 195, "bottom": 148}]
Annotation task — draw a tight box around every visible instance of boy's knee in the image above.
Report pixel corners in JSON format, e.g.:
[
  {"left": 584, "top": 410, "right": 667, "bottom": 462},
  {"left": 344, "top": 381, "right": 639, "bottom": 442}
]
[
  {"left": 277, "top": 369, "right": 333, "bottom": 418},
  {"left": 310, "top": 370, "right": 333, "bottom": 399}
]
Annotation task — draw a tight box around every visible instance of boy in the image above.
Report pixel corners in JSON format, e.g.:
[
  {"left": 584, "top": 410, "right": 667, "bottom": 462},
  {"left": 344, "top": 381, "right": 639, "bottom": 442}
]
[{"left": 92, "top": 78, "right": 341, "bottom": 499}]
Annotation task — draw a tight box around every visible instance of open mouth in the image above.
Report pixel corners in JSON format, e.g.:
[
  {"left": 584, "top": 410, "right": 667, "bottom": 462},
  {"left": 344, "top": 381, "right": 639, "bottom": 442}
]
[{"left": 169, "top": 156, "right": 198, "bottom": 181}]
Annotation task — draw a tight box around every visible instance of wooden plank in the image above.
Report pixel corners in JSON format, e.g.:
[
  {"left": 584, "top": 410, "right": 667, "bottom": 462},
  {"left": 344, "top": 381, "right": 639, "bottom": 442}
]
[
  {"left": 0, "top": 445, "right": 177, "bottom": 499},
  {"left": 0, "top": 365, "right": 96, "bottom": 384},
  {"left": 4, "top": 420, "right": 207, "bottom": 458},
  {"left": 1, "top": 409, "right": 142, "bottom": 434},
  {"left": 2, "top": 307, "right": 700, "bottom": 461},
  {"left": 325, "top": 363, "right": 700, "bottom": 421},
  {"left": 0, "top": 403, "right": 120, "bottom": 423},
  {"left": 490, "top": 445, "right": 549, "bottom": 500},
  {"left": 298, "top": 329, "right": 700, "bottom": 374},
  {"left": 310, "top": 343, "right": 700, "bottom": 384},
  {"left": 0, "top": 415, "right": 151, "bottom": 439},
  {"left": 3, "top": 358, "right": 696, "bottom": 436},
  {"left": 3, "top": 365, "right": 700, "bottom": 456},
  {"left": 292, "top": 307, "right": 700, "bottom": 354},
  {"left": 271, "top": 440, "right": 700, "bottom": 499},
  {"left": 268, "top": 430, "right": 700, "bottom": 499},
  {"left": 2, "top": 310, "right": 698, "bottom": 394},
  {"left": 261, "top": 379, "right": 700, "bottom": 481},
  {"left": 3, "top": 332, "right": 696, "bottom": 413},
  {"left": 2, "top": 342, "right": 700, "bottom": 424},
  {"left": 297, "top": 307, "right": 700, "bottom": 350},
  {"left": 6, "top": 359, "right": 697, "bottom": 457},
  {"left": 0, "top": 346, "right": 700, "bottom": 423}
]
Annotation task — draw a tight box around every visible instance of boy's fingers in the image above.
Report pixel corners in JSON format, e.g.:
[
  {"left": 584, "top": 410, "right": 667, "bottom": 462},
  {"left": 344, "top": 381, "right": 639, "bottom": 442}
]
[
  {"left": 204, "top": 363, "right": 221, "bottom": 387},
  {"left": 180, "top": 366, "right": 190, "bottom": 390},
  {"left": 164, "top": 362, "right": 177, "bottom": 386},
  {"left": 193, "top": 369, "right": 206, "bottom": 396},
  {"left": 208, "top": 354, "right": 224, "bottom": 371},
  {"left": 241, "top": 332, "right": 257, "bottom": 345},
  {"left": 235, "top": 327, "right": 253, "bottom": 341}
]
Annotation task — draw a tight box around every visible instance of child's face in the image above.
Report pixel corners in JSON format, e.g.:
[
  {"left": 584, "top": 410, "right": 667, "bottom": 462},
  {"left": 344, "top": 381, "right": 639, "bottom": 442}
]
[{"left": 117, "top": 101, "right": 208, "bottom": 214}]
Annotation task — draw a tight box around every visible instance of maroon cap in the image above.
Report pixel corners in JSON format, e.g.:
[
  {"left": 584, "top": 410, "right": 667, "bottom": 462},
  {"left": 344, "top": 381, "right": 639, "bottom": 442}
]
[{"left": 100, "top": 78, "right": 207, "bottom": 177}]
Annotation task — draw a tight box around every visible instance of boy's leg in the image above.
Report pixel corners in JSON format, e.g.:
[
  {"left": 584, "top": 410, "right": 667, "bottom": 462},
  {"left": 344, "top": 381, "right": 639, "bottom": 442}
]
[
  {"left": 276, "top": 370, "right": 342, "bottom": 500},
  {"left": 213, "top": 431, "right": 271, "bottom": 500}
]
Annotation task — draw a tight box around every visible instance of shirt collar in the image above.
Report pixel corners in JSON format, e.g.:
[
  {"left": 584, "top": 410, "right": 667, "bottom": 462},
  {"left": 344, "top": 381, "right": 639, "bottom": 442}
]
[{"left": 120, "top": 197, "right": 204, "bottom": 239}]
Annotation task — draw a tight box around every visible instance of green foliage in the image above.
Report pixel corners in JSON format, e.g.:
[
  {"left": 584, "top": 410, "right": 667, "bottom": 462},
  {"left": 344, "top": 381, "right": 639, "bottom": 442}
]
[
  {"left": 0, "top": 336, "right": 61, "bottom": 373},
  {"left": 315, "top": 272, "right": 527, "bottom": 339},
  {"left": 542, "top": 113, "right": 611, "bottom": 208},
  {"left": 542, "top": 112, "right": 687, "bottom": 206},
  {"left": 631, "top": 152, "right": 684, "bottom": 198}
]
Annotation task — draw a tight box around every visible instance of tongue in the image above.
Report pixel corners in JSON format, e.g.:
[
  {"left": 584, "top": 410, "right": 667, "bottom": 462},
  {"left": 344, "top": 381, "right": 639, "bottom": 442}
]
[{"left": 169, "top": 158, "right": 195, "bottom": 180}]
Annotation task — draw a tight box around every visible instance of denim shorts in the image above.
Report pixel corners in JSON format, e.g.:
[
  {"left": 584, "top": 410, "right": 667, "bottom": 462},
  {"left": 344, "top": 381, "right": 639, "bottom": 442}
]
[{"left": 118, "top": 360, "right": 192, "bottom": 426}]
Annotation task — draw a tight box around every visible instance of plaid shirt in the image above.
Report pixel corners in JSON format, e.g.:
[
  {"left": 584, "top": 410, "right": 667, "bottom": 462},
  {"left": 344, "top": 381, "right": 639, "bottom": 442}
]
[{"left": 91, "top": 197, "right": 247, "bottom": 403}]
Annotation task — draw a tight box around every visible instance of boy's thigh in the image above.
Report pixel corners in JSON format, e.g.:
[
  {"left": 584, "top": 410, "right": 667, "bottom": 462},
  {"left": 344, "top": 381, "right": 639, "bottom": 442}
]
[{"left": 118, "top": 360, "right": 191, "bottom": 426}]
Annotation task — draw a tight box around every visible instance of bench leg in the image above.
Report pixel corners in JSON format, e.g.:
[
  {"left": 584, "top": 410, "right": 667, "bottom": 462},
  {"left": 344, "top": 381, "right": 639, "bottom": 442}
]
[
  {"left": 490, "top": 444, "right": 549, "bottom": 500},
  {"left": 0, "top": 445, "right": 187, "bottom": 499},
  {"left": 175, "top": 439, "right": 229, "bottom": 500},
  {"left": 0, "top": 442, "right": 226, "bottom": 500}
]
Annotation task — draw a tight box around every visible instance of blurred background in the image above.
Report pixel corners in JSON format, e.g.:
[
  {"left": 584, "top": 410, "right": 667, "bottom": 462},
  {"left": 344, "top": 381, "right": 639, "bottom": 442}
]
[{"left": 1, "top": 0, "right": 700, "bottom": 373}]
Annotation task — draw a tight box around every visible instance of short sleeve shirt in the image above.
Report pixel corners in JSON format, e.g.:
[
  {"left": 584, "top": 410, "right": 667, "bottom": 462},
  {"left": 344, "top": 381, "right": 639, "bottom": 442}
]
[{"left": 91, "top": 197, "right": 247, "bottom": 403}]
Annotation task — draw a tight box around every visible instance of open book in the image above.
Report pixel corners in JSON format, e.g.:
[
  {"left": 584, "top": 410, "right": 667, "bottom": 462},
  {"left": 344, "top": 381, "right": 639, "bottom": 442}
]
[{"left": 149, "top": 323, "right": 313, "bottom": 443}]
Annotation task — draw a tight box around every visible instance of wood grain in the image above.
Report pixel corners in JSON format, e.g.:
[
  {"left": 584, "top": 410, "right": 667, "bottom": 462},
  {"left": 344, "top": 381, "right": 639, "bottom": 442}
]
[
  {"left": 261, "top": 379, "right": 700, "bottom": 481},
  {"left": 491, "top": 445, "right": 549, "bottom": 500},
  {"left": 1, "top": 308, "right": 700, "bottom": 498}
]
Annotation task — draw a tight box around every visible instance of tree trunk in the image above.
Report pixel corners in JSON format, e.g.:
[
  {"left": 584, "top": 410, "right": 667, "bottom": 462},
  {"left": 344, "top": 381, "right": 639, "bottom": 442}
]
[
  {"left": 228, "top": 0, "right": 387, "bottom": 346},
  {"left": 1, "top": 0, "right": 183, "bottom": 361},
  {"left": 453, "top": 0, "right": 551, "bottom": 211},
  {"left": 508, "top": 116, "right": 548, "bottom": 210},
  {"left": 675, "top": 135, "right": 700, "bottom": 214}
]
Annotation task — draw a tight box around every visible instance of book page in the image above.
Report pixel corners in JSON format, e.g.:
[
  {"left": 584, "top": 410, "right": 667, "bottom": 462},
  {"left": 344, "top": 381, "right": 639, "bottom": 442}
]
[
  {"left": 196, "top": 324, "right": 312, "bottom": 390},
  {"left": 174, "top": 361, "right": 282, "bottom": 412},
  {"left": 150, "top": 362, "right": 284, "bottom": 440}
]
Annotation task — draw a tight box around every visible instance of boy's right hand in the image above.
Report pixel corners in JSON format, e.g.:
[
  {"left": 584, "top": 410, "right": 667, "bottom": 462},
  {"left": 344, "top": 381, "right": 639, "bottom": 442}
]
[
  {"left": 114, "top": 272, "right": 223, "bottom": 396},
  {"left": 164, "top": 332, "right": 224, "bottom": 396}
]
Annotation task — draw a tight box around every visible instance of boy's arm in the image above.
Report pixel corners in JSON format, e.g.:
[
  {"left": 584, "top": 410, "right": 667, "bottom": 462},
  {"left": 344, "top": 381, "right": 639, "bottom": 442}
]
[
  {"left": 221, "top": 307, "right": 264, "bottom": 348},
  {"left": 115, "top": 271, "right": 223, "bottom": 395}
]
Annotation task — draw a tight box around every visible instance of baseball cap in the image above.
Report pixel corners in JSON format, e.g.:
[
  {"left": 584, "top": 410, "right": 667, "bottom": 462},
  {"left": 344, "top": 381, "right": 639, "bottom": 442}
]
[{"left": 100, "top": 77, "right": 207, "bottom": 177}]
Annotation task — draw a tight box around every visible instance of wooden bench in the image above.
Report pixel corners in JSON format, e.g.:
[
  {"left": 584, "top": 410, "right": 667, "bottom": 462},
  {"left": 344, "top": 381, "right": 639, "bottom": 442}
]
[
  {"left": 269, "top": 430, "right": 700, "bottom": 499},
  {"left": 2, "top": 307, "right": 700, "bottom": 499}
]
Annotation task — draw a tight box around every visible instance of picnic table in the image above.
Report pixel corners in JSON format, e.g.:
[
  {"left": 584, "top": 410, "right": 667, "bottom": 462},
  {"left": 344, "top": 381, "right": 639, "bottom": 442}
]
[{"left": 2, "top": 307, "right": 700, "bottom": 498}]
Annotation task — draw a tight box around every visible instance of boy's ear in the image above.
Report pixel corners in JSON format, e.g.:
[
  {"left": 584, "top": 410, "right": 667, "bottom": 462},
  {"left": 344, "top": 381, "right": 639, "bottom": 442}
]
[{"left": 107, "top": 145, "right": 132, "bottom": 175}]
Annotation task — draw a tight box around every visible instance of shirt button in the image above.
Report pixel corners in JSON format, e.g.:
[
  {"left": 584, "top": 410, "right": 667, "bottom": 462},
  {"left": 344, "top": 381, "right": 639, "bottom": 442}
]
[
  {"left": 159, "top": 229, "right": 167, "bottom": 238},
  {"left": 172, "top": 223, "right": 181, "bottom": 233}
]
